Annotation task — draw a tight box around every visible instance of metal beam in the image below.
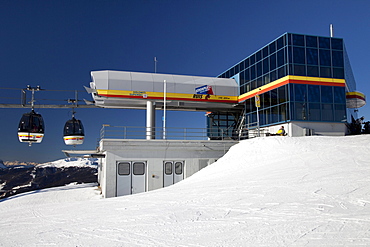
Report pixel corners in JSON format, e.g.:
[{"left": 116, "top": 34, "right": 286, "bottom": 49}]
[{"left": 0, "top": 104, "right": 99, "bottom": 109}]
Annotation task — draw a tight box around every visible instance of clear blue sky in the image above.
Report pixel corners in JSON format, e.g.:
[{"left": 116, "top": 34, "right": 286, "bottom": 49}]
[{"left": 1, "top": 0, "right": 370, "bottom": 163}]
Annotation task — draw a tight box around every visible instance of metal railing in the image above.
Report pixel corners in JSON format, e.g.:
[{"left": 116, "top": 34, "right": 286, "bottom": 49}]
[{"left": 99, "top": 125, "right": 251, "bottom": 141}]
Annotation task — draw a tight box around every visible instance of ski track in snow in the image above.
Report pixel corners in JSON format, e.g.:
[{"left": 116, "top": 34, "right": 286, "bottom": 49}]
[{"left": 1, "top": 136, "right": 370, "bottom": 246}]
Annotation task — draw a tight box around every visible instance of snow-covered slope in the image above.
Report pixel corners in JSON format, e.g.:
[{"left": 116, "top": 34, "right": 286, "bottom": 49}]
[{"left": 1, "top": 136, "right": 370, "bottom": 246}]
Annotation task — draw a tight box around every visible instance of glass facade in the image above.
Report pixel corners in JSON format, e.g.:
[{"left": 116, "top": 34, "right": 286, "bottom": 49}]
[{"left": 217, "top": 33, "right": 350, "bottom": 128}]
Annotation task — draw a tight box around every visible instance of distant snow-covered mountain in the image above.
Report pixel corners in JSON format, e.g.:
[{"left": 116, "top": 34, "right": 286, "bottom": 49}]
[
  {"left": 0, "top": 160, "right": 6, "bottom": 169},
  {"left": 0, "top": 158, "right": 98, "bottom": 199}
]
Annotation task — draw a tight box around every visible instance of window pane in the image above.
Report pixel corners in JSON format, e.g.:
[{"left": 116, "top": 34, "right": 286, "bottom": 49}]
[
  {"left": 334, "top": 104, "right": 346, "bottom": 121},
  {"left": 277, "top": 36, "right": 285, "bottom": 50},
  {"left": 319, "top": 37, "right": 330, "bottom": 49},
  {"left": 332, "top": 50, "right": 344, "bottom": 67},
  {"left": 320, "top": 67, "right": 332, "bottom": 78},
  {"left": 277, "top": 49, "right": 285, "bottom": 67},
  {"left": 269, "top": 42, "right": 276, "bottom": 53},
  {"left": 294, "top": 65, "right": 306, "bottom": 76},
  {"left": 321, "top": 86, "right": 333, "bottom": 103},
  {"left": 278, "top": 85, "right": 287, "bottom": 103},
  {"left": 256, "top": 50, "right": 262, "bottom": 61},
  {"left": 319, "top": 49, "right": 331, "bottom": 66},
  {"left": 308, "top": 85, "right": 320, "bottom": 102},
  {"left": 322, "top": 104, "right": 333, "bottom": 121},
  {"left": 293, "top": 102, "right": 307, "bottom": 120},
  {"left": 331, "top": 38, "right": 343, "bottom": 50},
  {"left": 263, "top": 58, "right": 269, "bottom": 74},
  {"left": 270, "top": 105, "right": 279, "bottom": 124},
  {"left": 308, "top": 103, "right": 321, "bottom": 121},
  {"left": 333, "top": 68, "right": 344, "bottom": 79},
  {"left": 250, "top": 65, "right": 256, "bottom": 80},
  {"left": 307, "top": 66, "right": 319, "bottom": 77},
  {"left": 271, "top": 88, "right": 278, "bottom": 105},
  {"left": 294, "top": 84, "right": 307, "bottom": 102},
  {"left": 293, "top": 47, "right": 305, "bottom": 64},
  {"left": 164, "top": 162, "right": 172, "bottom": 175},
  {"left": 263, "top": 46, "right": 269, "bottom": 58},
  {"left": 133, "top": 162, "right": 145, "bottom": 175},
  {"left": 278, "top": 66, "right": 286, "bottom": 78},
  {"left": 256, "top": 61, "right": 262, "bottom": 77},
  {"left": 269, "top": 53, "right": 276, "bottom": 70},
  {"left": 292, "top": 34, "right": 305, "bottom": 46},
  {"left": 270, "top": 70, "right": 277, "bottom": 82},
  {"left": 306, "top": 36, "right": 318, "bottom": 48},
  {"left": 306, "top": 48, "right": 318, "bottom": 65},
  {"left": 334, "top": 86, "right": 345, "bottom": 103},
  {"left": 279, "top": 103, "right": 288, "bottom": 122},
  {"left": 118, "top": 162, "right": 130, "bottom": 175},
  {"left": 175, "top": 162, "right": 183, "bottom": 175}
]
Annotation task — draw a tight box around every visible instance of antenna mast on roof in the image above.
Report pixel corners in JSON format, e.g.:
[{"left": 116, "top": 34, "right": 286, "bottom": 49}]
[
  {"left": 330, "top": 24, "right": 334, "bottom": 37},
  {"left": 154, "top": 57, "right": 157, "bottom": 73}
]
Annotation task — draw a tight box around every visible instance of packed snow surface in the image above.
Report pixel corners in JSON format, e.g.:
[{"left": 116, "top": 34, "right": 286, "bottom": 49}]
[{"left": 1, "top": 136, "right": 370, "bottom": 246}]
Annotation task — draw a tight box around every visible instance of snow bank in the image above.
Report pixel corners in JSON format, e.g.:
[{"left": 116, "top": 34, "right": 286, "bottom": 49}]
[{"left": 1, "top": 136, "right": 370, "bottom": 246}]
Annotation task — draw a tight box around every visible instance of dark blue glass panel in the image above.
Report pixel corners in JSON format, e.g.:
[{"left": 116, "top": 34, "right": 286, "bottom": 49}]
[
  {"left": 292, "top": 34, "right": 305, "bottom": 46},
  {"left": 295, "top": 84, "right": 307, "bottom": 102},
  {"left": 250, "top": 65, "right": 256, "bottom": 80},
  {"left": 308, "top": 103, "right": 321, "bottom": 121},
  {"left": 257, "top": 61, "right": 262, "bottom": 77},
  {"left": 263, "top": 74, "right": 270, "bottom": 85},
  {"left": 322, "top": 104, "right": 333, "bottom": 121},
  {"left": 287, "top": 33, "right": 292, "bottom": 45},
  {"left": 332, "top": 50, "right": 344, "bottom": 67},
  {"left": 294, "top": 65, "right": 306, "bottom": 76},
  {"left": 263, "top": 91, "right": 271, "bottom": 108},
  {"left": 288, "top": 46, "right": 293, "bottom": 64},
  {"left": 293, "top": 102, "right": 307, "bottom": 120},
  {"left": 321, "top": 86, "right": 333, "bottom": 103},
  {"left": 225, "top": 70, "right": 230, "bottom": 78},
  {"left": 307, "top": 66, "right": 319, "bottom": 77},
  {"left": 306, "top": 36, "right": 318, "bottom": 48},
  {"left": 319, "top": 49, "right": 331, "bottom": 66},
  {"left": 278, "top": 85, "right": 287, "bottom": 103},
  {"left": 278, "top": 66, "right": 286, "bottom": 78},
  {"left": 333, "top": 68, "right": 344, "bottom": 79},
  {"left": 271, "top": 88, "right": 278, "bottom": 105},
  {"left": 320, "top": 66, "right": 332, "bottom": 78},
  {"left": 308, "top": 85, "right": 320, "bottom": 102},
  {"left": 257, "top": 77, "right": 263, "bottom": 88},
  {"left": 319, "top": 37, "right": 330, "bottom": 49},
  {"left": 306, "top": 48, "right": 318, "bottom": 65},
  {"left": 269, "top": 42, "right": 276, "bottom": 54},
  {"left": 245, "top": 68, "right": 250, "bottom": 81},
  {"left": 263, "top": 58, "right": 269, "bottom": 74},
  {"left": 270, "top": 106, "right": 279, "bottom": 123},
  {"left": 279, "top": 103, "right": 288, "bottom": 122},
  {"left": 263, "top": 46, "right": 269, "bottom": 58},
  {"left": 239, "top": 61, "right": 245, "bottom": 71},
  {"left": 331, "top": 38, "right": 343, "bottom": 50},
  {"left": 244, "top": 58, "right": 250, "bottom": 68},
  {"left": 334, "top": 86, "right": 345, "bottom": 103},
  {"left": 230, "top": 67, "right": 235, "bottom": 76},
  {"left": 250, "top": 54, "right": 255, "bottom": 64},
  {"left": 277, "top": 37, "right": 285, "bottom": 50},
  {"left": 277, "top": 49, "right": 285, "bottom": 67},
  {"left": 270, "top": 70, "right": 277, "bottom": 82},
  {"left": 334, "top": 104, "right": 346, "bottom": 121},
  {"left": 270, "top": 53, "right": 276, "bottom": 70},
  {"left": 256, "top": 50, "right": 262, "bottom": 61},
  {"left": 290, "top": 83, "right": 295, "bottom": 101},
  {"left": 240, "top": 71, "right": 246, "bottom": 85},
  {"left": 293, "top": 47, "right": 305, "bottom": 64}
]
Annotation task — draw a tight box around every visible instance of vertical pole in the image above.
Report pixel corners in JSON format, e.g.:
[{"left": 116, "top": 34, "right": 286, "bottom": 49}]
[
  {"left": 330, "top": 24, "right": 334, "bottom": 37},
  {"left": 163, "top": 79, "right": 166, "bottom": 139},
  {"left": 146, "top": 101, "right": 155, "bottom": 140}
]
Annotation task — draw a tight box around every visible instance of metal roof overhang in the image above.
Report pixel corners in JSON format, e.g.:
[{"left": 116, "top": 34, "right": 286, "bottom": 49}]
[{"left": 87, "top": 71, "right": 242, "bottom": 112}]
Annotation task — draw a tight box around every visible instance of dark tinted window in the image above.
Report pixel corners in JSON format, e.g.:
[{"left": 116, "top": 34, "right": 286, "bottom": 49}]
[
  {"left": 293, "top": 47, "right": 305, "bottom": 64},
  {"left": 332, "top": 50, "right": 344, "bottom": 67},
  {"left": 164, "top": 162, "right": 172, "bottom": 175},
  {"left": 319, "top": 49, "right": 331, "bottom": 66},
  {"left": 321, "top": 86, "right": 333, "bottom": 103},
  {"left": 306, "top": 36, "right": 318, "bottom": 48},
  {"left": 118, "top": 162, "right": 130, "bottom": 175},
  {"left": 292, "top": 34, "right": 305, "bottom": 46},
  {"left": 133, "top": 162, "right": 145, "bottom": 175},
  {"left": 308, "top": 85, "right": 320, "bottom": 102},
  {"left": 295, "top": 84, "right": 307, "bottom": 102},
  {"left": 331, "top": 38, "right": 343, "bottom": 50},
  {"left": 306, "top": 48, "right": 318, "bottom": 65},
  {"left": 175, "top": 162, "right": 183, "bottom": 175},
  {"left": 334, "top": 86, "right": 345, "bottom": 103},
  {"left": 319, "top": 37, "right": 330, "bottom": 49}
]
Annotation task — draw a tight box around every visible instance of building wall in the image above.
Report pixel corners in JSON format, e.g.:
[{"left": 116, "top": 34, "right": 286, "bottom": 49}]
[
  {"left": 215, "top": 32, "right": 354, "bottom": 137},
  {"left": 99, "top": 139, "right": 237, "bottom": 198}
]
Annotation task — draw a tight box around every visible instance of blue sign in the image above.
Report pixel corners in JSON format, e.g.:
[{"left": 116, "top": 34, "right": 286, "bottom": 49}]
[{"left": 195, "top": 85, "right": 213, "bottom": 95}]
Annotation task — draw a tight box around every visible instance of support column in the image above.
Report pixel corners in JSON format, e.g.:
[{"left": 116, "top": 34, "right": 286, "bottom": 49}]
[{"left": 146, "top": 101, "right": 156, "bottom": 140}]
